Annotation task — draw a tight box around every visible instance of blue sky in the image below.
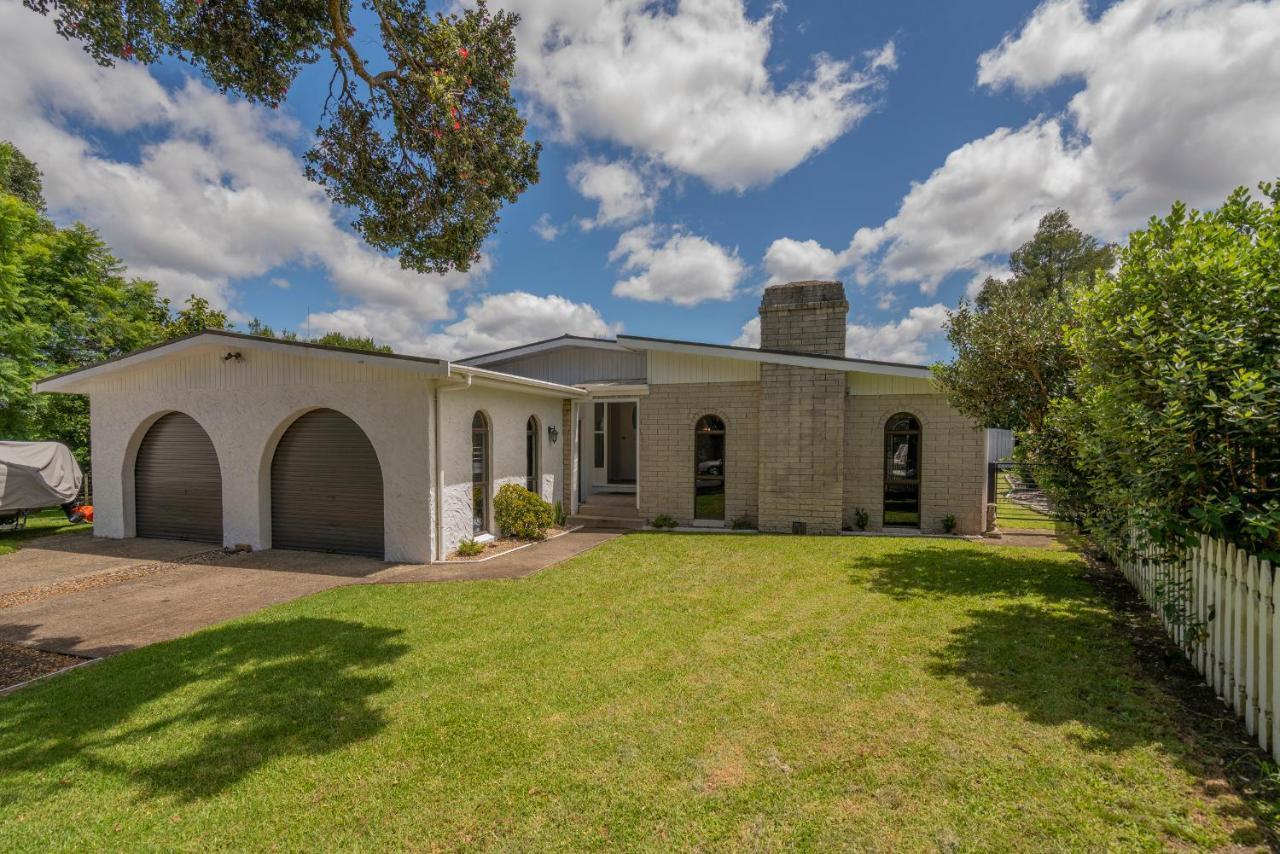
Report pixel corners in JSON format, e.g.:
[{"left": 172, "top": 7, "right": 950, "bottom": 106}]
[{"left": 4, "top": 0, "right": 1278, "bottom": 362}]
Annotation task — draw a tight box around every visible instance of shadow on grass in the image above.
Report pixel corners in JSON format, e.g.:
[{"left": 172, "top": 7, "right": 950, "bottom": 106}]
[
  {"left": 854, "top": 544, "right": 1084, "bottom": 602},
  {"left": 0, "top": 617, "right": 408, "bottom": 802},
  {"left": 929, "top": 601, "right": 1154, "bottom": 752}
]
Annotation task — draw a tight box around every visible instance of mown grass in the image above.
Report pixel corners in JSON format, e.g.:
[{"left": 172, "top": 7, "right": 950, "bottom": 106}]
[
  {"left": 0, "top": 534, "right": 1267, "bottom": 849},
  {"left": 996, "top": 472, "right": 1059, "bottom": 530},
  {"left": 0, "top": 509, "right": 90, "bottom": 557}
]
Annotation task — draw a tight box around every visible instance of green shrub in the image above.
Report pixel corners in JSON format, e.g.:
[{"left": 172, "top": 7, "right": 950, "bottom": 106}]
[
  {"left": 650, "top": 514, "right": 678, "bottom": 529},
  {"left": 553, "top": 500, "right": 566, "bottom": 527},
  {"left": 456, "top": 538, "right": 484, "bottom": 557},
  {"left": 942, "top": 514, "right": 958, "bottom": 534},
  {"left": 494, "top": 483, "right": 555, "bottom": 540},
  {"left": 854, "top": 508, "right": 869, "bottom": 531},
  {"left": 731, "top": 514, "right": 755, "bottom": 530}
]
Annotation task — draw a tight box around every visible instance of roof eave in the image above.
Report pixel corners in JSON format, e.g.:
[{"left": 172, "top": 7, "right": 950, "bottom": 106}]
[
  {"left": 615, "top": 335, "right": 934, "bottom": 380},
  {"left": 34, "top": 330, "right": 450, "bottom": 393}
]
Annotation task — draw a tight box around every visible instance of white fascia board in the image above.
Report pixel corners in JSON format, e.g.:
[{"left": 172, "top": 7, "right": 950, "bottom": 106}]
[
  {"left": 35, "top": 331, "right": 450, "bottom": 394},
  {"left": 458, "top": 336, "right": 628, "bottom": 366},
  {"left": 448, "top": 364, "right": 586, "bottom": 398},
  {"left": 577, "top": 383, "right": 649, "bottom": 397},
  {"left": 615, "top": 335, "right": 933, "bottom": 380}
]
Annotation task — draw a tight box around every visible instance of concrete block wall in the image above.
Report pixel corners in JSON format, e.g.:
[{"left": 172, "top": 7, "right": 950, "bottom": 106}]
[
  {"left": 757, "top": 364, "right": 846, "bottom": 534},
  {"left": 843, "top": 394, "right": 988, "bottom": 535},
  {"left": 637, "top": 382, "right": 759, "bottom": 526}
]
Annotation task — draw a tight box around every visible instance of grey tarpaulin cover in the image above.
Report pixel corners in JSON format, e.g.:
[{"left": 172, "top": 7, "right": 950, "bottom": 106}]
[{"left": 0, "top": 442, "right": 83, "bottom": 511}]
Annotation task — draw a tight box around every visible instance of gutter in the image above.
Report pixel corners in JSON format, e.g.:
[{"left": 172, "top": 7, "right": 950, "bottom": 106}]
[{"left": 432, "top": 372, "right": 472, "bottom": 562}]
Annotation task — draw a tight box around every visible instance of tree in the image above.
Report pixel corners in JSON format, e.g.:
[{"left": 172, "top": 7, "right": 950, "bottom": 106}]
[
  {"left": 312, "top": 331, "right": 392, "bottom": 353},
  {"left": 1060, "top": 183, "right": 1280, "bottom": 559},
  {"left": 161, "top": 295, "right": 232, "bottom": 339},
  {"left": 245, "top": 317, "right": 391, "bottom": 353},
  {"left": 24, "top": 0, "right": 540, "bottom": 274},
  {"left": 0, "top": 141, "right": 45, "bottom": 212},
  {"left": 934, "top": 210, "right": 1115, "bottom": 434},
  {"left": 0, "top": 191, "right": 169, "bottom": 467}
]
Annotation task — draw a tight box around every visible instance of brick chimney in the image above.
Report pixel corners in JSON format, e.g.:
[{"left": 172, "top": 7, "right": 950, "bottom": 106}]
[{"left": 758, "top": 280, "right": 848, "bottom": 357}]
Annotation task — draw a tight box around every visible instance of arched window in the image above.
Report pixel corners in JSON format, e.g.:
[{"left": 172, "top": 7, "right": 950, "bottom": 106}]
[
  {"left": 526, "top": 415, "right": 540, "bottom": 494},
  {"left": 694, "top": 415, "right": 726, "bottom": 521},
  {"left": 471, "top": 411, "right": 490, "bottom": 535},
  {"left": 884, "top": 413, "right": 921, "bottom": 527}
]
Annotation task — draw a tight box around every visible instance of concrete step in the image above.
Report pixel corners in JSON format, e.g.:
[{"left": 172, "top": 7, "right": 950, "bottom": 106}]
[
  {"left": 567, "top": 514, "right": 646, "bottom": 530},
  {"left": 576, "top": 502, "right": 640, "bottom": 519}
]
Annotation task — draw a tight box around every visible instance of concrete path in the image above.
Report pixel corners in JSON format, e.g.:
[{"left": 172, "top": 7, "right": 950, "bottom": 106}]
[
  {"left": 374, "top": 529, "right": 624, "bottom": 584},
  {"left": 0, "top": 529, "right": 622, "bottom": 659}
]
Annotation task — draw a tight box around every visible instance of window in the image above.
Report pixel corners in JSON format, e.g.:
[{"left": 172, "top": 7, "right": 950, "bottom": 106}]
[
  {"left": 526, "top": 415, "right": 540, "bottom": 494},
  {"left": 883, "top": 413, "right": 921, "bottom": 527},
  {"left": 471, "top": 411, "right": 490, "bottom": 535},
  {"left": 593, "top": 402, "right": 605, "bottom": 468},
  {"left": 694, "top": 415, "right": 726, "bottom": 521}
]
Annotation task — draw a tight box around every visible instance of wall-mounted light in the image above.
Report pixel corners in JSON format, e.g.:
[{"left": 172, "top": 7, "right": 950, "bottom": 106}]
[
  {"left": 222, "top": 351, "right": 243, "bottom": 362},
  {"left": 548, "top": 425, "right": 559, "bottom": 444}
]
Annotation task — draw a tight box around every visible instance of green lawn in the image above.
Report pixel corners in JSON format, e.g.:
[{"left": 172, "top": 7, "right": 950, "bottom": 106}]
[
  {"left": 0, "top": 534, "right": 1266, "bottom": 849},
  {"left": 996, "top": 473, "right": 1059, "bottom": 530},
  {"left": 0, "top": 508, "right": 91, "bottom": 557}
]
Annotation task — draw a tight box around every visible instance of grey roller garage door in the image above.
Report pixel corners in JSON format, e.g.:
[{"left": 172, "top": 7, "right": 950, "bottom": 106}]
[
  {"left": 271, "top": 409, "right": 384, "bottom": 557},
  {"left": 135, "top": 412, "right": 223, "bottom": 543}
]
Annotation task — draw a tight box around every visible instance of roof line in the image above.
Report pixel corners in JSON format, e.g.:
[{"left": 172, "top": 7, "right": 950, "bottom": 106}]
[
  {"left": 615, "top": 334, "right": 933, "bottom": 373},
  {"left": 457, "top": 334, "right": 625, "bottom": 365},
  {"left": 35, "top": 329, "right": 450, "bottom": 392}
]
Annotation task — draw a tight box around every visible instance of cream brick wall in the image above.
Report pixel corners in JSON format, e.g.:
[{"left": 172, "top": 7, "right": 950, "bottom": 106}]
[
  {"left": 638, "top": 382, "right": 759, "bottom": 526},
  {"left": 843, "top": 394, "right": 988, "bottom": 535},
  {"left": 758, "top": 364, "right": 846, "bottom": 534}
]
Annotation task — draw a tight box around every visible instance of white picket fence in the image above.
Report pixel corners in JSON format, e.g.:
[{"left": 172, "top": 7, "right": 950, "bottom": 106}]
[{"left": 1117, "top": 533, "right": 1278, "bottom": 759}]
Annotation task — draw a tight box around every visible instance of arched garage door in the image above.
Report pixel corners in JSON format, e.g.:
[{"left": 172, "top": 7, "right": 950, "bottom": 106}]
[
  {"left": 271, "top": 409, "right": 384, "bottom": 557},
  {"left": 134, "top": 412, "right": 223, "bottom": 543}
]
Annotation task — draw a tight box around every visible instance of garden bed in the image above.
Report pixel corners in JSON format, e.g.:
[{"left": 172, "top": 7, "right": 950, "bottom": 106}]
[
  {"left": 0, "top": 641, "right": 89, "bottom": 692},
  {"left": 444, "top": 526, "right": 572, "bottom": 562}
]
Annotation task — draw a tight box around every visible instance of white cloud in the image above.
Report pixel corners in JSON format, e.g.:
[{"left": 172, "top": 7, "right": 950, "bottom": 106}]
[
  {"left": 0, "top": 6, "right": 472, "bottom": 323},
  {"left": 762, "top": 237, "right": 848, "bottom": 285},
  {"left": 568, "top": 158, "right": 657, "bottom": 229},
  {"left": 732, "top": 302, "right": 947, "bottom": 363},
  {"left": 308, "top": 291, "right": 622, "bottom": 359},
  {"left": 531, "top": 213, "right": 561, "bottom": 241},
  {"left": 764, "top": 0, "right": 1280, "bottom": 291},
  {"left": 732, "top": 316, "right": 761, "bottom": 347},
  {"left": 609, "top": 225, "right": 746, "bottom": 305},
  {"left": 845, "top": 303, "right": 948, "bottom": 363},
  {"left": 507, "top": 0, "right": 894, "bottom": 191},
  {"left": 269, "top": 277, "right": 292, "bottom": 289}
]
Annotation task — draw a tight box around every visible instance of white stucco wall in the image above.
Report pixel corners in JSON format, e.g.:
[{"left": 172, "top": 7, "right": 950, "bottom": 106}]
[
  {"left": 82, "top": 344, "right": 435, "bottom": 562},
  {"left": 437, "top": 382, "right": 565, "bottom": 557}
]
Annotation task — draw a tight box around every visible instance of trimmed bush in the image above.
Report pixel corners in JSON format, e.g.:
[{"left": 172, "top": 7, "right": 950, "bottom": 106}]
[
  {"left": 650, "top": 514, "right": 678, "bottom": 529},
  {"left": 494, "top": 483, "right": 555, "bottom": 540},
  {"left": 854, "top": 508, "right": 869, "bottom": 531},
  {"left": 731, "top": 514, "right": 755, "bottom": 531},
  {"left": 456, "top": 538, "right": 484, "bottom": 557},
  {"left": 943, "top": 514, "right": 958, "bottom": 534}
]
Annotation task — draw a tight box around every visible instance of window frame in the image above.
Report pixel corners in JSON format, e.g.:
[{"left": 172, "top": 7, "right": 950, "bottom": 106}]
[{"left": 471, "top": 411, "right": 491, "bottom": 535}]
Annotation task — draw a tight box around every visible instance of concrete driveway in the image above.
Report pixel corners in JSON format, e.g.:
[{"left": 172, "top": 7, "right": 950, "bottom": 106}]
[
  {"left": 0, "top": 529, "right": 620, "bottom": 660},
  {"left": 0, "top": 533, "right": 390, "bottom": 657}
]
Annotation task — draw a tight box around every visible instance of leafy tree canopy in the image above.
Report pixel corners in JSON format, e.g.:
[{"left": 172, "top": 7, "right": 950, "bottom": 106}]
[
  {"left": 1058, "top": 183, "right": 1280, "bottom": 559},
  {"left": 0, "top": 141, "right": 46, "bottom": 212},
  {"left": 161, "top": 295, "right": 232, "bottom": 339},
  {"left": 246, "top": 318, "right": 392, "bottom": 353},
  {"left": 0, "top": 191, "right": 169, "bottom": 466},
  {"left": 934, "top": 209, "right": 1116, "bottom": 433},
  {"left": 24, "top": 0, "right": 540, "bottom": 274}
]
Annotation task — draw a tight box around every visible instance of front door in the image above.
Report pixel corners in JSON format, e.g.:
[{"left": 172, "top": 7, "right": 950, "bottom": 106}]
[{"left": 607, "top": 402, "right": 637, "bottom": 484}]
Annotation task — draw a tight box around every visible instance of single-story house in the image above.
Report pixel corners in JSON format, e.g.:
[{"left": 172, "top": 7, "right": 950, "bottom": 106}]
[{"left": 36, "top": 280, "right": 992, "bottom": 561}]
